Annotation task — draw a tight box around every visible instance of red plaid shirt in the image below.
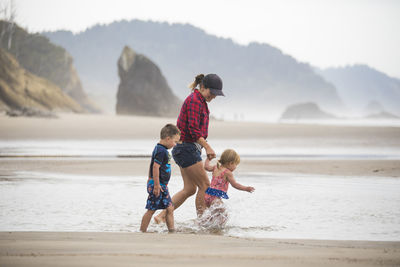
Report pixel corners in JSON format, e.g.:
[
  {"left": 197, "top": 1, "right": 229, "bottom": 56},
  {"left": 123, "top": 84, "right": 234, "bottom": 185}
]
[{"left": 177, "top": 89, "right": 209, "bottom": 142}]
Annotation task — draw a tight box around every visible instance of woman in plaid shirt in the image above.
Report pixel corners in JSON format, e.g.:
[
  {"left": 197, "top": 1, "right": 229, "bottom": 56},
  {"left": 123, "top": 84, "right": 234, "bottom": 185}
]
[{"left": 155, "top": 74, "right": 224, "bottom": 223}]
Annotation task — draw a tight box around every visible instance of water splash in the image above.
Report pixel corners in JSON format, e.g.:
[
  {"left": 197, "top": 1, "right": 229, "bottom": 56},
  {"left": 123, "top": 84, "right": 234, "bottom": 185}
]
[{"left": 197, "top": 201, "right": 229, "bottom": 230}]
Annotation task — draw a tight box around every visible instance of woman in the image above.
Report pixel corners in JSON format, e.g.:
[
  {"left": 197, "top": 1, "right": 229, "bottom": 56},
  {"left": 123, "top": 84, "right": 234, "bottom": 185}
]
[{"left": 155, "top": 73, "right": 224, "bottom": 223}]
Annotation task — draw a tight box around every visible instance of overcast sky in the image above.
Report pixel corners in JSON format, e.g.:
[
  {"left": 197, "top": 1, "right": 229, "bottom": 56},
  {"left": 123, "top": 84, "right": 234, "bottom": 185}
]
[{"left": 7, "top": 0, "right": 400, "bottom": 78}]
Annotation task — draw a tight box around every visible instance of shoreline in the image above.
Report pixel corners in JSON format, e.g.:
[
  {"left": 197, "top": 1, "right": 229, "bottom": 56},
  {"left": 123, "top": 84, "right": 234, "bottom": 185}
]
[
  {"left": 1, "top": 230, "right": 399, "bottom": 243},
  {"left": 1, "top": 232, "right": 399, "bottom": 267},
  {"left": 1, "top": 158, "right": 399, "bottom": 177}
]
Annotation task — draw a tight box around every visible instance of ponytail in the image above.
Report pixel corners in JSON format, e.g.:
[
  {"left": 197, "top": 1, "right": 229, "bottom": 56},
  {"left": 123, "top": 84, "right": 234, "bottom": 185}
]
[
  {"left": 188, "top": 74, "right": 205, "bottom": 91},
  {"left": 217, "top": 160, "right": 222, "bottom": 170}
]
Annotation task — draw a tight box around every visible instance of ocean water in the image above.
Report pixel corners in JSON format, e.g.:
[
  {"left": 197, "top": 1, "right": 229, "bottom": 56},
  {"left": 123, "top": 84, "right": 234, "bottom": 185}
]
[
  {"left": 0, "top": 170, "right": 399, "bottom": 241},
  {"left": 1, "top": 139, "right": 399, "bottom": 159},
  {"left": 0, "top": 139, "right": 399, "bottom": 241}
]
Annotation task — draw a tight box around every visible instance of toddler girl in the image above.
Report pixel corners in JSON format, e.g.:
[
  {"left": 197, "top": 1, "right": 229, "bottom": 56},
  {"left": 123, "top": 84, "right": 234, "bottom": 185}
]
[{"left": 202, "top": 149, "right": 254, "bottom": 226}]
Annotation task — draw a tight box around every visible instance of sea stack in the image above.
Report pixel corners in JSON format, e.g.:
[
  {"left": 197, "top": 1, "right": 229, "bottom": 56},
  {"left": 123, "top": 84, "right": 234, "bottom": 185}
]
[
  {"left": 116, "top": 46, "right": 180, "bottom": 117},
  {"left": 280, "top": 102, "right": 336, "bottom": 120}
]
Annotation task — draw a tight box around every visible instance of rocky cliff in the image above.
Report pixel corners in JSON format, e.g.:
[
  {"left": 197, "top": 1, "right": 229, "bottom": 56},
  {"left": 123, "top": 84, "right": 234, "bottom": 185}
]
[
  {"left": 0, "top": 20, "right": 99, "bottom": 113},
  {"left": 0, "top": 48, "right": 83, "bottom": 113},
  {"left": 116, "top": 46, "right": 180, "bottom": 117}
]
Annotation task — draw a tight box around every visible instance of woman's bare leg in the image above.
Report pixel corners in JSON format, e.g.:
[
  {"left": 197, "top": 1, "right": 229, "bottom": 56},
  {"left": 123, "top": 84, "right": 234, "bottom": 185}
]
[
  {"left": 154, "top": 167, "right": 197, "bottom": 223},
  {"left": 183, "top": 161, "right": 210, "bottom": 216},
  {"left": 170, "top": 167, "right": 198, "bottom": 209}
]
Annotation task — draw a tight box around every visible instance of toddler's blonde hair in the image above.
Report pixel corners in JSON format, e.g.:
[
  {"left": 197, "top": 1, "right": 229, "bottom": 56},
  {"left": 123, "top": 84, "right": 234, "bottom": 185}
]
[{"left": 217, "top": 149, "right": 240, "bottom": 169}]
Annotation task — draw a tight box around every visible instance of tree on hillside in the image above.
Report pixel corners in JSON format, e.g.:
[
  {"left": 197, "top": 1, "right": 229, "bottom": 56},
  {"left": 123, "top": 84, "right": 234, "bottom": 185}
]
[{"left": 0, "top": 0, "right": 16, "bottom": 49}]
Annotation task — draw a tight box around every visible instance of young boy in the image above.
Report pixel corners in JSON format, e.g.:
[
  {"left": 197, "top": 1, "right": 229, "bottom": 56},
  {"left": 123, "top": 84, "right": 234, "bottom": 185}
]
[{"left": 140, "top": 124, "right": 181, "bottom": 232}]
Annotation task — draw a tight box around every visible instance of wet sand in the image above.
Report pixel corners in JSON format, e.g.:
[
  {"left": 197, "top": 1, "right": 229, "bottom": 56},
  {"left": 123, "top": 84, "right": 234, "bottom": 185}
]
[
  {"left": 0, "top": 232, "right": 399, "bottom": 267},
  {"left": 1, "top": 158, "right": 399, "bottom": 178}
]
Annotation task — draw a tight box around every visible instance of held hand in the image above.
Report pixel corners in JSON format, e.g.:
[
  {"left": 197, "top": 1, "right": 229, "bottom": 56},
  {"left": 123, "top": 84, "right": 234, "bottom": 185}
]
[
  {"left": 205, "top": 146, "right": 216, "bottom": 160},
  {"left": 246, "top": 186, "right": 255, "bottom": 193}
]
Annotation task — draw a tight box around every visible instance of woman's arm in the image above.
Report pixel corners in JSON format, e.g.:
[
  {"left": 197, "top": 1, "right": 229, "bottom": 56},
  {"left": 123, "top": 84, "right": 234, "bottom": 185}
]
[
  {"left": 225, "top": 171, "right": 255, "bottom": 193},
  {"left": 197, "top": 137, "right": 216, "bottom": 160},
  {"left": 185, "top": 95, "right": 215, "bottom": 160},
  {"left": 204, "top": 158, "right": 215, "bottom": 172}
]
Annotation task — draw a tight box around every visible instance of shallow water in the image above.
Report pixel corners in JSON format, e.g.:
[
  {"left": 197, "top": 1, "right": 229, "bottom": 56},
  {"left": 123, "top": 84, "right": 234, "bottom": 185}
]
[
  {"left": 1, "top": 137, "right": 399, "bottom": 240},
  {"left": 1, "top": 170, "right": 399, "bottom": 241},
  {"left": 1, "top": 139, "right": 399, "bottom": 159}
]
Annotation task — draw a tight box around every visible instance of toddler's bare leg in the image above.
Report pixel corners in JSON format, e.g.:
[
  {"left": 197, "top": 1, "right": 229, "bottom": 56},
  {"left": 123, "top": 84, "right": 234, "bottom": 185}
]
[
  {"left": 140, "top": 210, "right": 155, "bottom": 232},
  {"left": 165, "top": 205, "right": 175, "bottom": 232},
  {"left": 210, "top": 199, "right": 228, "bottom": 226}
]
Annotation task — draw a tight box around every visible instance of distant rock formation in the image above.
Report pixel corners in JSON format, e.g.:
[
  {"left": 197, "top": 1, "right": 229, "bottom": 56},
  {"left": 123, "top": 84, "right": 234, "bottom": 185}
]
[
  {"left": 6, "top": 107, "right": 58, "bottom": 118},
  {"left": 116, "top": 46, "right": 180, "bottom": 117},
  {"left": 44, "top": 20, "right": 344, "bottom": 119},
  {"left": 280, "top": 102, "right": 336, "bottom": 120},
  {"left": 0, "top": 20, "right": 99, "bottom": 113},
  {"left": 365, "top": 101, "right": 385, "bottom": 114},
  {"left": 365, "top": 111, "right": 399, "bottom": 120},
  {"left": 0, "top": 48, "right": 83, "bottom": 113},
  {"left": 363, "top": 101, "right": 399, "bottom": 119},
  {"left": 316, "top": 65, "right": 400, "bottom": 116}
]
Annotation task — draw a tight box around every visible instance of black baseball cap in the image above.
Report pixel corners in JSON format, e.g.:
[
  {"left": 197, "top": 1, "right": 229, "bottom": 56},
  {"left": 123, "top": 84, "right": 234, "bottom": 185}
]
[{"left": 203, "top": 74, "right": 224, "bottom": 96}]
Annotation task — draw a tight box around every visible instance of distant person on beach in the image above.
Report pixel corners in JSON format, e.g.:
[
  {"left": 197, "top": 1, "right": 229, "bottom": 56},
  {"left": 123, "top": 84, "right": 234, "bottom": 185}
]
[
  {"left": 154, "top": 74, "right": 224, "bottom": 224},
  {"left": 140, "top": 124, "right": 181, "bottom": 233},
  {"left": 202, "top": 149, "right": 255, "bottom": 226}
]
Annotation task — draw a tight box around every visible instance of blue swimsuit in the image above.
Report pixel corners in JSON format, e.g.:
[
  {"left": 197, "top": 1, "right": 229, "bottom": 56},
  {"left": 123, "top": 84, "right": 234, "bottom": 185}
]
[{"left": 145, "top": 144, "right": 173, "bottom": 210}]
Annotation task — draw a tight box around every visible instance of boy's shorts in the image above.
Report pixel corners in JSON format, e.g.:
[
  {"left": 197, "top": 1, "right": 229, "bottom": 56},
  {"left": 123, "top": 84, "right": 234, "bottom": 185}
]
[
  {"left": 172, "top": 142, "right": 202, "bottom": 168},
  {"left": 145, "top": 180, "right": 173, "bottom": 210}
]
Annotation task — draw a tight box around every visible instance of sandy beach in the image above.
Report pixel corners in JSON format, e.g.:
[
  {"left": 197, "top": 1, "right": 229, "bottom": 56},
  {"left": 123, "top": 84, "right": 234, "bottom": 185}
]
[
  {"left": 1, "top": 113, "right": 400, "bottom": 141},
  {"left": 1, "top": 113, "right": 400, "bottom": 266},
  {"left": 0, "top": 232, "right": 399, "bottom": 267}
]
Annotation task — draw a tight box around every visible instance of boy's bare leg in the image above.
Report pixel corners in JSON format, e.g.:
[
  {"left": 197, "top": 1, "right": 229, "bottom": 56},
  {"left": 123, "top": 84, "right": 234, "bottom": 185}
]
[
  {"left": 154, "top": 167, "right": 197, "bottom": 224},
  {"left": 140, "top": 210, "right": 155, "bottom": 232},
  {"left": 165, "top": 205, "right": 175, "bottom": 232}
]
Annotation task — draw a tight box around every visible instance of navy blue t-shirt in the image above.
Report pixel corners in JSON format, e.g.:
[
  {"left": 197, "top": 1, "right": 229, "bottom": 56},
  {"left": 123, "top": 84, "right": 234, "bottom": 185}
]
[{"left": 149, "top": 143, "right": 171, "bottom": 185}]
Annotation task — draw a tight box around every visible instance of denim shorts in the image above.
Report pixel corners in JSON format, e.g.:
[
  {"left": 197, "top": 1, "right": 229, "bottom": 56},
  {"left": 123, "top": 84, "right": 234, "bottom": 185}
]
[{"left": 172, "top": 142, "right": 202, "bottom": 168}]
